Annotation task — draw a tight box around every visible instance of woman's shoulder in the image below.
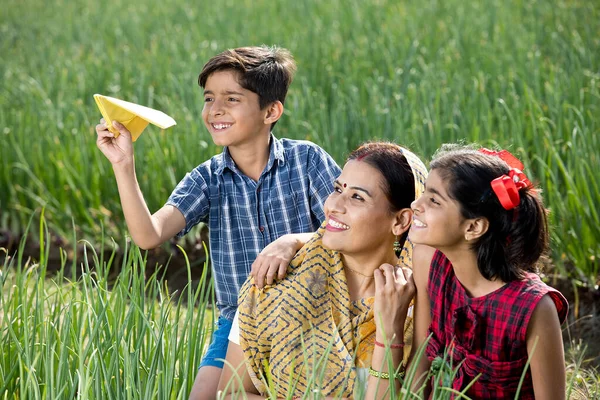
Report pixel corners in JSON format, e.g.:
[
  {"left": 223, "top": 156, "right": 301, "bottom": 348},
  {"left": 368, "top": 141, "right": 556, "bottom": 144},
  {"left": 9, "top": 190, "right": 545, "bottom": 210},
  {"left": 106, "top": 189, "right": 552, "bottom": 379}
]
[{"left": 238, "top": 227, "right": 336, "bottom": 318}]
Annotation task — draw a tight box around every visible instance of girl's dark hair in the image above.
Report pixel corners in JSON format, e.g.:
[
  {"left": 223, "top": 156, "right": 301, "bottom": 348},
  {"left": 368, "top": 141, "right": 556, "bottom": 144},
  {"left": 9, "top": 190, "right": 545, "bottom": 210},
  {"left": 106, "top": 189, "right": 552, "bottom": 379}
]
[
  {"left": 347, "top": 142, "right": 416, "bottom": 248},
  {"left": 430, "top": 144, "right": 549, "bottom": 282}
]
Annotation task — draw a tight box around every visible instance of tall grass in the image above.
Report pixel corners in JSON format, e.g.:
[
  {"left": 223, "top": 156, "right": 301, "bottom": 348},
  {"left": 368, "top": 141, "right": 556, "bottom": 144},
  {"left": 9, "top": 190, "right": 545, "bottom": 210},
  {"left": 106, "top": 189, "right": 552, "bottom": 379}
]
[
  {"left": 0, "top": 216, "right": 214, "bottom": 399},
  {"left": 0, "top": 1, "right": 598, "bottom": 280},
  {"left": 1, "top": 216, "right": 598, "bottom": 398}
]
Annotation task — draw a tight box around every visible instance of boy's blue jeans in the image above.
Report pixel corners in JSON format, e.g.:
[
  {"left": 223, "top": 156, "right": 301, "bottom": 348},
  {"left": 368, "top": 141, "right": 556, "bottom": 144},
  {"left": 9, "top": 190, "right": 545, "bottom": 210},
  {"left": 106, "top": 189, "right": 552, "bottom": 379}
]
[{"left": 199, "top": 316, "right": 232, "bottom": 369}]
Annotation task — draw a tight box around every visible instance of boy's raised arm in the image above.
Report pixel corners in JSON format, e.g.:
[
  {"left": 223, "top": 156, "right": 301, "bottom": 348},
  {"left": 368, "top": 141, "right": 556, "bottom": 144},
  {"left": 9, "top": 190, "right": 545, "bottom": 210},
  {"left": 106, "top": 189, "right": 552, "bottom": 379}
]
[{"left": 96, "top": 120, "right": 186, "bottom": 249}]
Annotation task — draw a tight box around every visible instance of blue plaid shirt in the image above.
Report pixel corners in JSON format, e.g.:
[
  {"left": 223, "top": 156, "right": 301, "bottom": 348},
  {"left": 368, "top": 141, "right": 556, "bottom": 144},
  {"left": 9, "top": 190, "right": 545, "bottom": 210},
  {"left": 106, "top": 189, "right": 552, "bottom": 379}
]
[{"left": 166, "top": 135, "right": 341, "bottom": 321}]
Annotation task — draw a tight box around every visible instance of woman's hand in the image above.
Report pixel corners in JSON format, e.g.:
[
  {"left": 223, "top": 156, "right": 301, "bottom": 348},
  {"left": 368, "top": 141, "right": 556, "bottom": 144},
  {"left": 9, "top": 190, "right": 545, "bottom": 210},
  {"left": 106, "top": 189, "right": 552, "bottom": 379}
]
[
  {"left": 95, "top": 119, "right": 134, "bottom": 166},
  {"left": 373, "top": 264, "right": 415, "bottom": 344}
]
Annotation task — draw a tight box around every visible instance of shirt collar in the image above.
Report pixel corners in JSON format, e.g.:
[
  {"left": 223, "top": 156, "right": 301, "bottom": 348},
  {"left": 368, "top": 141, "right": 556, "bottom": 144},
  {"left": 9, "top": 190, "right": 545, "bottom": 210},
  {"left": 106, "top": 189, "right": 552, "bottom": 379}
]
[{"left": 215, "top": 134, "right": 285, "bottom": 176}]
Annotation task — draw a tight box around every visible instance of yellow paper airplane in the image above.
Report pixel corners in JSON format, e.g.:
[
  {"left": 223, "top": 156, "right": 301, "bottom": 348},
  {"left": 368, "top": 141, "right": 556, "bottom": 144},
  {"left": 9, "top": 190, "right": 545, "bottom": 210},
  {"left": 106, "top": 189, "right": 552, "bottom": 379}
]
[{"left": 93, "top": 94, "right": 177, "bottom": 141}]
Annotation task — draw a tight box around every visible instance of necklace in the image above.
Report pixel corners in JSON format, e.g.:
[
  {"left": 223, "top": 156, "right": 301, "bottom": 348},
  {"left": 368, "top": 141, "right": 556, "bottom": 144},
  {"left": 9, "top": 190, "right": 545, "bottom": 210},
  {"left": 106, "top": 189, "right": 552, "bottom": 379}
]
[{"left": 344, "top": 265, "right": 375, "bottom": 279}]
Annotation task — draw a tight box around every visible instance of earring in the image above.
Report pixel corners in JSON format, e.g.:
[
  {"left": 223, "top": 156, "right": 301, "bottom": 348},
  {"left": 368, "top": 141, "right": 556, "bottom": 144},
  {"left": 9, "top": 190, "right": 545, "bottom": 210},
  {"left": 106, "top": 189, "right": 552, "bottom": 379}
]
[{"left": 393, "top": 237, "right": 402, "bottom": 257}]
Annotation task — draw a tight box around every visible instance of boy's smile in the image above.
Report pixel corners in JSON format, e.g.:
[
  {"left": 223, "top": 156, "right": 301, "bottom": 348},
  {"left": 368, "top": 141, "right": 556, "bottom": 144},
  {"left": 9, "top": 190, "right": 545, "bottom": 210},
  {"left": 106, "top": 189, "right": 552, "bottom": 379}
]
[
  {"left": 211, "top": 123, "right": 233, "bottom": 131},
  {"left": 202, "top": 70, "right": 270, "bottom": 148}
]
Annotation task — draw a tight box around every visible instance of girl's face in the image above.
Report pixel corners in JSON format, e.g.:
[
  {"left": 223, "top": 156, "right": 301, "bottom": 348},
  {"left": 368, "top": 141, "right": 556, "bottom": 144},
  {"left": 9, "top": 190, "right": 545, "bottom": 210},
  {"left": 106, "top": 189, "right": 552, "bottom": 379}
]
[
  {"left": 322, "top": 160, "right": 402, "bottom": 257},
  {"left": 409, "top": 169, "right": 470, "bottom": 249}
]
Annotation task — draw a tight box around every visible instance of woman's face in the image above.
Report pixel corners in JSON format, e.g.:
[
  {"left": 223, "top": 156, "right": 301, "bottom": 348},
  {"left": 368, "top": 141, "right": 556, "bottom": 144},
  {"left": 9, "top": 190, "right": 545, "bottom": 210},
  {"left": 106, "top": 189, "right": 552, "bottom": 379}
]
[{"left": 322, "top": 160, "right": 399, "bottom": 256}]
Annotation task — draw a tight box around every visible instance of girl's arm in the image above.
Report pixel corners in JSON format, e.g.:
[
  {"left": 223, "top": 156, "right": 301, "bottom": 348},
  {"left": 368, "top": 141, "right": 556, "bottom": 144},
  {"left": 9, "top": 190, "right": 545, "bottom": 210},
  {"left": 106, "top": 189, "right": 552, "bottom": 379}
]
[
  {"left": 407, "top": 245, "right": 435, "bottom": 396},
  {"left": 526, "top": 294, "right": 566, "bottom": 400},
  {"left": 216, "top": 341, "right": 263, "bottom": 398}
]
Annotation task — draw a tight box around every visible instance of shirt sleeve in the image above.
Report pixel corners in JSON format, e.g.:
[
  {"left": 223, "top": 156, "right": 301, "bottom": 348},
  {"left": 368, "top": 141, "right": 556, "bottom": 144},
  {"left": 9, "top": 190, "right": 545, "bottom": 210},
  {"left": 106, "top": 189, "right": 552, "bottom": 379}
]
[
  {"left": 165, "top": 165, "right": 211, "bottom": 237},
  {"left": 307, "top": 145, "right": 341, "bottom": 222},
  {"left": 228, "top": 310, "right": 241, "bottom": 345}
]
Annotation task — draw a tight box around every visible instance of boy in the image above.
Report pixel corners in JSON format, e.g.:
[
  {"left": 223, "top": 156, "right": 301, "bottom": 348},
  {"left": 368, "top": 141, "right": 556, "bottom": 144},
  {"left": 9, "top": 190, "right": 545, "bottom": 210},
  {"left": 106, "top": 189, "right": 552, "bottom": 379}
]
[{"left": 95, "top": 46, "right": 341, "bottom": 399}]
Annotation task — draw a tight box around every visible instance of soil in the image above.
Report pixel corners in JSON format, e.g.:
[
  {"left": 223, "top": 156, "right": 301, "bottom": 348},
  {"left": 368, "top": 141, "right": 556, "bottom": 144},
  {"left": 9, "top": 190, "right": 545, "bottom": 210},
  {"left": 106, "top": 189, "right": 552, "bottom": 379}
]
[
  {"left": 0, "top": 229, "right": 212, "bottom": 304},
  {"left": 1, "top": 229, "right": 599, "bottom": 368},
  {"left": 549, "top": 275, "right": 600, "bottom": 368}
]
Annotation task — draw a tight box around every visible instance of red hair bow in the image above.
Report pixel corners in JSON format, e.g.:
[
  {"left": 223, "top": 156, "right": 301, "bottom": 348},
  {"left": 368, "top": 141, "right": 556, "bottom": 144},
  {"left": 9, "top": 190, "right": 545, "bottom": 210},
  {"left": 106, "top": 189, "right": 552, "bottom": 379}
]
[
  {"left": 479, "top": 148, "right": 532, "bottom": 210},
  {"left": 478, "top": 148, "right": 524, "bottom": 170}
]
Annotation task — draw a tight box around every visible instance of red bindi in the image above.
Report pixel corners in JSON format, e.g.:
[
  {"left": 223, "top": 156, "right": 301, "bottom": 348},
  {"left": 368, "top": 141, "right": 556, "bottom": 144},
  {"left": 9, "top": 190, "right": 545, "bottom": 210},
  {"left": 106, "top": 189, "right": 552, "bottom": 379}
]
[{"left": 343, "top": 183, "right": 347, "bottom": 188}]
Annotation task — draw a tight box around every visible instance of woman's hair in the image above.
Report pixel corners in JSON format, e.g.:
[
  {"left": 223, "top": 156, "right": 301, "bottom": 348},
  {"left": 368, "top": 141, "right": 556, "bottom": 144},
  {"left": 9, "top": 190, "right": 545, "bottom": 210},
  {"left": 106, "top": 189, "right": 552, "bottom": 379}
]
[
  {"left": 347, "top": 142, "right": 416, "bottom": 248},
  {"left": 430, "top": 144, "right": 549, "bottom": 281}
]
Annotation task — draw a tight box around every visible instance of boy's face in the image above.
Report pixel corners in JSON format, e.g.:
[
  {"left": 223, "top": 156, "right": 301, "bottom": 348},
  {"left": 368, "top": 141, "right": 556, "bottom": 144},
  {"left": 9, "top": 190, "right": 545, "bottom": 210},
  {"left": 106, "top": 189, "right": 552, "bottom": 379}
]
[{"left": 202, "top": 70, "right": 270, "bottom": 148}]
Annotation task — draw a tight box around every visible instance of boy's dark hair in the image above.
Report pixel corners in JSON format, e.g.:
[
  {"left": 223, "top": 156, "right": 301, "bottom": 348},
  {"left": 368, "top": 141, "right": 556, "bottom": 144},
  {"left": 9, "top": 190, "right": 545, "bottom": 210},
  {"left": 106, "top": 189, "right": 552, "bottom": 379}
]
[
  {"left": 430, "top": 144, "right": 549, "bottom": 282},
  {"left": 347, "top": 142, "right": 416, "bottom": 249},
  {"left": 198, "top": 46, "right": 296, "bottom": 129}
]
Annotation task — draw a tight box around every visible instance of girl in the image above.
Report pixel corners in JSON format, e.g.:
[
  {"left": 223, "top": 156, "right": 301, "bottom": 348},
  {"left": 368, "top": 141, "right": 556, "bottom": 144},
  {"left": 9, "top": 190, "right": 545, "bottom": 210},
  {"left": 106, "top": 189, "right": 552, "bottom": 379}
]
[{"left": 410, "top": 144, "right": 568, "bottom": 399}]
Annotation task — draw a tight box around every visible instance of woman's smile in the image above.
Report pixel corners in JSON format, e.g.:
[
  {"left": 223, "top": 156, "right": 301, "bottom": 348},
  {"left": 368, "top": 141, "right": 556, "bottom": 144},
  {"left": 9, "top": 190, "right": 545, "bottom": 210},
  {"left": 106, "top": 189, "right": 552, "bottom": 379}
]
[{"left": 326, "top": 216, "right": 350, "bottom": 231}]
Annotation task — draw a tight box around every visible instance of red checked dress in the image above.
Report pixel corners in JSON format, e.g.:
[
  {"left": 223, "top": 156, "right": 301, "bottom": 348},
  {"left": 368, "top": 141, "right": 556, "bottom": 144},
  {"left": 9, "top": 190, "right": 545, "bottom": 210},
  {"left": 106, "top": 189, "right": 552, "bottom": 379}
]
[{"left": 425, "top": 250, "right": 568, "bottom": 399}]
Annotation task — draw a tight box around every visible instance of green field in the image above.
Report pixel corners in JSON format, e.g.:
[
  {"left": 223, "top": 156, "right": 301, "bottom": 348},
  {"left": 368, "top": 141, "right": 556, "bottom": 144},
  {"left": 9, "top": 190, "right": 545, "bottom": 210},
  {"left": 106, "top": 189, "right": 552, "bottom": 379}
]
[
  {"left": 1, "top": 0, "right": 599, "bottom": 397},
  {"left": 2, "top": 0, "right": 599, "bottom": 284},
  {"left": 1, "top": 219, "right": 598, "bottom": 399}
]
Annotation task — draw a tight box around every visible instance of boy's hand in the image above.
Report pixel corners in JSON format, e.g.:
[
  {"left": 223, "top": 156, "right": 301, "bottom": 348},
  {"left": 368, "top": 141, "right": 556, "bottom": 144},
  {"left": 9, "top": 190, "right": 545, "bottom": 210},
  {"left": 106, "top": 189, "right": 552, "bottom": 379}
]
[
  {"left": 251, "top": 234, "right": 303, "bottom": 289},
  {"left": 95, "top": 119, "right": 134, "bottom": 165}
]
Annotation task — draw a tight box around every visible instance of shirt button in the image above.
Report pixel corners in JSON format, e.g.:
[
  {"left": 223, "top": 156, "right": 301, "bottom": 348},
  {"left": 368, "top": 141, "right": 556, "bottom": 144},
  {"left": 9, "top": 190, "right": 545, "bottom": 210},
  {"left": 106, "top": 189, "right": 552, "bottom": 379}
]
[{"left": 259, "top": 226, "right": 265, "bottom": 232}]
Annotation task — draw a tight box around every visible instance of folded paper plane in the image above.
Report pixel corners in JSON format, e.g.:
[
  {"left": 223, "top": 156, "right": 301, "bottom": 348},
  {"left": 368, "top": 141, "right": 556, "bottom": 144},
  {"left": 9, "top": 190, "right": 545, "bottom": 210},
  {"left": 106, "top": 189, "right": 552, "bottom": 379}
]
[{"left": 93, "top": 94, "right": 176, "bottom": 141}]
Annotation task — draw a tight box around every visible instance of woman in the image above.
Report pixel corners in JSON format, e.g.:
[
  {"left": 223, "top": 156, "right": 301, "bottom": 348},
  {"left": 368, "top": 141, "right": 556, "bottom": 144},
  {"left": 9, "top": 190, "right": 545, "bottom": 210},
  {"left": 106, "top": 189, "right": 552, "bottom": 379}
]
[{"left": 217, "top": 142, "right": 427, "bottom": 399}]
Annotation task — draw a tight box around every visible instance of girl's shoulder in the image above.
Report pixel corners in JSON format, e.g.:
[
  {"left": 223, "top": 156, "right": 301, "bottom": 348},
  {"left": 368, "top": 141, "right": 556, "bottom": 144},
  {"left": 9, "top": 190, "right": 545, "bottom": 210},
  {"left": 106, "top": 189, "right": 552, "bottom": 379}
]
[
  {"left": 426, "top": 249, "right": 454, "bottom": 293},
  {"left": 486, "top": 273, "right": 569, "bottom": 334},
  {"left": 513, "top": 273, "right": 569, "bottom": 324},
  {"left": 411, "top": 245, "right": 439, "bottom": 298}
]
